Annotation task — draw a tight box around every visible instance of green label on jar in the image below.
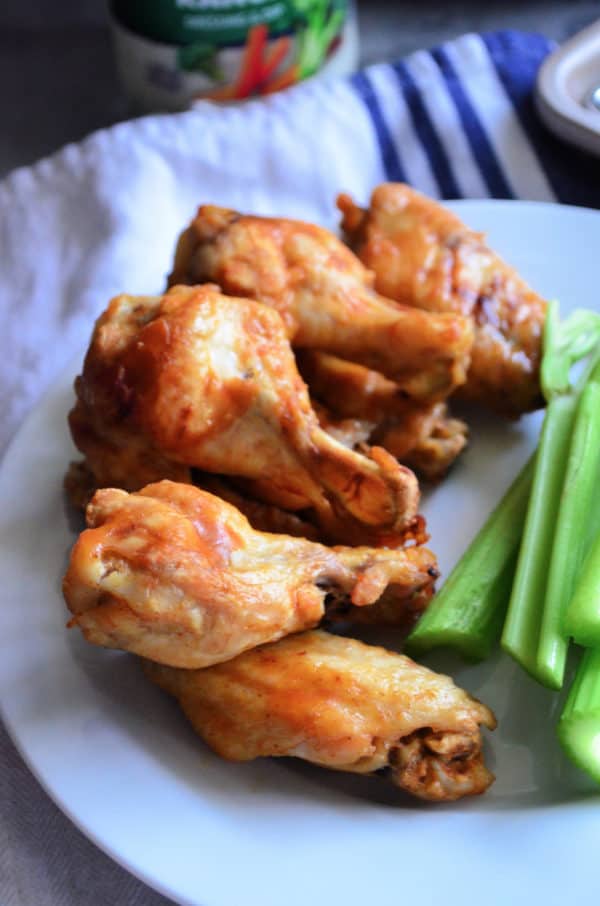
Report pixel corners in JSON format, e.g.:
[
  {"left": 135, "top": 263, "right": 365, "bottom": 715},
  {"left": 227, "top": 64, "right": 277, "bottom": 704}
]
[
  {"left": 112, "top": 0, "right": 347, "bottom": 47},
  {"left": 174, "top": 1, "right": 294, "bottom": 45}
]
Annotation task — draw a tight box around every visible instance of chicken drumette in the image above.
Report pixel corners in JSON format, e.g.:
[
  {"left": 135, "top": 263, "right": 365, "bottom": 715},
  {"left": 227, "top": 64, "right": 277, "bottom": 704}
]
[
  {"left": 168, "top": 205, "right": 473, "bottom": 402},
  {"left": 298, "top": 350, "right": 467, "bottom": 481},
  {"left": 145, "top": 629, "right": 495, "bottom": 802},
  {"left": 68, "top": 284, "right": 422, "bottom": 545},
  {"left": 63, "top": 482, "right": 438, "bottom": 668},
  {"left": 64, "top": 461, "right": 321, "bottom": 539},
  {"left": 338, "top": 183, "right": 546, "bottom": 416}
]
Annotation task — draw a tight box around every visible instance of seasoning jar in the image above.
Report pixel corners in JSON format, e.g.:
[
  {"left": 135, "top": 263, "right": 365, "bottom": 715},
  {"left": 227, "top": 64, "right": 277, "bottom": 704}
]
[{"left": 110, "top": 0, "right": 359, "bottom": 112}]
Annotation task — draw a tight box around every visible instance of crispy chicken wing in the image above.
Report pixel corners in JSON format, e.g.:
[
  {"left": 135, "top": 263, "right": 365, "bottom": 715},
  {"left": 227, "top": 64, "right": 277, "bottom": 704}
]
[
  {"left": 309, "top": 401, "right": 374, "bottom": 450},
  {"left": 339, "top": 183, "right": 546, "bottom": 416},
  {"left": 193, "top": 474, "right": 321, "bottom": 540},
  {"left": 145, "top": 629, "right": 495, "bottom": 801},
  {"left": 374, "top": 406, "right": 467, "bottom": 482},
  {"left": 63, "top": 482, "right": 438, "bottom": 668},
  {"left": 64, "top": 460, "right": 321, "bottom": 539},
  {"left": 168, "top": 205, "right": 473, "bottom": 402},
  {"left": 298, "top": 350, "right": 467, "bottom": 481},
  {"left": 68, "top": 284, "right": 421, "bottom": 545}
]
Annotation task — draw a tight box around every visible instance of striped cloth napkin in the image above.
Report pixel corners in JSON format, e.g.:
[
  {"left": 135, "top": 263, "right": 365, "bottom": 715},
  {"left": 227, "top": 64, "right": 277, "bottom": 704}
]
[
  {"left": 350, "top": 30, "right": 599, "bottom": 207},
  {"left": 1, "top": 29, "right": 598, "bottom": 906}
]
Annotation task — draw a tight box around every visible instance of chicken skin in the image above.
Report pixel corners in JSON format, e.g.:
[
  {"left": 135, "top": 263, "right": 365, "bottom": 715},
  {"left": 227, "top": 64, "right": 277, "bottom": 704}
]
[
  {"left": 298, "top": 350, "right": 467, "bottom": 481},
  {"left": 310, "top": 403, "right": 373, "bottom": 453},
  {"left": 63, "top": 482, "right": 438, "bottom": 668},
  {"left": 145, "top": 630, "right": 495, "bottom": 802},
  {"left": 68, "top": 284, "right": 422, "bottom": 545},
  {"left": 168, "top": 205, "right": 474, "bottom": 402},
  {"left": 338, "top": 184, "right": 546, "bottom": 416},
  {"left": 193, "top": 473, "right": 321, "bottom": 540},
  {"left": 64, "top": 461, "right": 321, "bottom": 539}
]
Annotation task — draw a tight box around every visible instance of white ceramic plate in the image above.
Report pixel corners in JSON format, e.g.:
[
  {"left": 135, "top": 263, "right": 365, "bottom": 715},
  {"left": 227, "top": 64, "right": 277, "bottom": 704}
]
[{"left": 1, "top": 201, "right": 600, "bottom": 906}]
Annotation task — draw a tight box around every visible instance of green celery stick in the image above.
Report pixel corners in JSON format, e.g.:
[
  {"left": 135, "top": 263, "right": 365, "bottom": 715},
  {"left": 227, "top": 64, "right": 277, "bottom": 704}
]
[
  {"left": 501, "top": 301, "right": 600, "bottom": 685},
  {"left": 564, "top": 529, "right": 600, "bottom": 646},
  {"left": 406, "top": 457, "right": 534, "bottom": 661},
  {"left": 558, "top": 647, "right": 600, "bottom": 784},
  {"left": 541, "top": 306, "right": 600, "bottom": 398},
  {"left": 585, "top": 482, "right": 600, "bottom": 552},
  {"left": 501, "top": 394, "right": 578, "bottom": 679},
  {"left": 408, "top": 302, "right": 600, "bottom": 668},
  {"left": 537, "top": 371, "right": 600, "bottom": 686}
]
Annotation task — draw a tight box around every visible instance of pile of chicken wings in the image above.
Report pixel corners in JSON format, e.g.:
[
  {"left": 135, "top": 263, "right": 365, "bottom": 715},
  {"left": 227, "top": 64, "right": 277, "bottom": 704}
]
[{"left": 62, "top": 184, "right": 546, "bottom": 801}]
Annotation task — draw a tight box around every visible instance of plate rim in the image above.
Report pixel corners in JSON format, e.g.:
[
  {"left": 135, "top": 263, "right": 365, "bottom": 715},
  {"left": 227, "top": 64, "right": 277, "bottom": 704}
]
[{"left": 2, "top": 197, "right": 600, "bottom": 906}]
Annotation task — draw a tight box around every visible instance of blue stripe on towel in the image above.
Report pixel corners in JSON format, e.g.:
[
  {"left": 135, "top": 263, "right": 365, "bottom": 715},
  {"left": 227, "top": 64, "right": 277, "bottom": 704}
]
[
  {"left": 391, "top": 61, "right": 461, "bottom": 198},
  {"left": 350, "top": 71, "right": 407, "bottom": 182},
  {"left": 482, "top": 31, "right": 600, "bottom": 209},
  {"left": 430, "top": 46, "right": 515, "bottom": 199}
]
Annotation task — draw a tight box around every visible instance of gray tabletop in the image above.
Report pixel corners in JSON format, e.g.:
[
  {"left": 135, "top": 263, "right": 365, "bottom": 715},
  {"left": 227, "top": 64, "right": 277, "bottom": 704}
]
[{"left": 2, "top": 3, "right": 600, "bottom": 905}]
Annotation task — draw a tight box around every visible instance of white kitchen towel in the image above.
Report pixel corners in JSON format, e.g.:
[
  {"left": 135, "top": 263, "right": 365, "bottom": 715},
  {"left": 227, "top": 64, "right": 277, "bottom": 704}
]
[{"left": 1, "top": 29, "right": 597, "bottom": 906}]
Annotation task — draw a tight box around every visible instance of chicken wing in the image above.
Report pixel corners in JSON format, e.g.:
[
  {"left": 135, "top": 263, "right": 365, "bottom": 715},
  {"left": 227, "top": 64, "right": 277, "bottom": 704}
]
[
  {"left": 193, "top": 474, "right": 320, "bottom": 540},
  {"left": 145, "top": 629, "right": 495, "bottom": 802},
  {"left": 64, "top": 460, "right": 321, "bottom": 539},
  {"left": 168, "top": 205, "right": 473, "bottom": 402},
  {"left": 68, "top": 284, "right": 421, "bottom": 545},
  {"left": 309, "top": 401, "right": 374, "bottom": 451},
  {"left": 338, "top": 183, "right": 546, "bottom": 416},
  {"left": 374, "top": 406, "right": 467, "bottom": 482},
  {"left": 63, "top": 482, "right": 438, "bottom": 668},
  {"left": 298, "top": 350, "right": 467, "bottom": 481}
]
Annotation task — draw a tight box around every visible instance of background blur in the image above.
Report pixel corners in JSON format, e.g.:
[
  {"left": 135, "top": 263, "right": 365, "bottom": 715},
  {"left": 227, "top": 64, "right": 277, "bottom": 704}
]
[{"left": 2, "top": 0, "right": 600, "bottom": 176}]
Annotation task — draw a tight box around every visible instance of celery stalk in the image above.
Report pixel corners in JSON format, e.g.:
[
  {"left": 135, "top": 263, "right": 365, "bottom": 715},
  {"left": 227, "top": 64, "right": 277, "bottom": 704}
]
[
  {"left": 407, "top": 301, "right": 600, "bottom": 669},
  {"left": 564, "top": 530, "right": 600, "bottom": 646},
  {"left": 501, "top": 302, "right": 600, "bottom": 685},
  {"left": 585, "top": 485, "right": 600, "bottom": 553},
  {"left": 541, "top": 306, "right": 600, "bottom": 398},
  {"left": 537, "top": 373, "right": 600, "bottom": 685},
  {"left": 501, "top": 394, "right": 578, "bottom": 678},
  {"left": 407, "top": 302, "right": 600, "bottom": 668},
  {"left": 405, "top": 457, "right": 534, "bottom": 661},
  {"left": 558, "top": 647, "right": 600, "bottom": 784}
]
